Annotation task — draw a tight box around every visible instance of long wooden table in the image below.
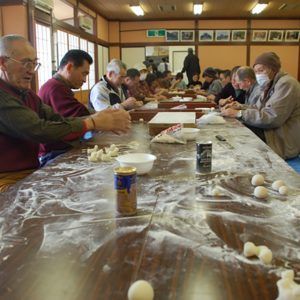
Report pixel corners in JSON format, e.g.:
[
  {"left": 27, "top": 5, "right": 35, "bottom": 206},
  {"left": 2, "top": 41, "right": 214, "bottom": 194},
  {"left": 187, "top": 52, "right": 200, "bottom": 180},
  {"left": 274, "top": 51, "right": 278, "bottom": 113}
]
[
  {"left": 158, "top": 100, "right": 216, "bottom": 109},
  {"left": 0, "top": 119, "right": 300, "bottom": 300}
]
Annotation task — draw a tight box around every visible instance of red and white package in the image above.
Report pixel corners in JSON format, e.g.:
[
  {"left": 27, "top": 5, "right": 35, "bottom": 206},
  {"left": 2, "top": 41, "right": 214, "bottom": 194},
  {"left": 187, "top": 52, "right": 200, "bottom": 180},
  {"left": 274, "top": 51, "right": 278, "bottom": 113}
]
[{"left": 151, "top": 124, "right": 186, "bottom": 144}]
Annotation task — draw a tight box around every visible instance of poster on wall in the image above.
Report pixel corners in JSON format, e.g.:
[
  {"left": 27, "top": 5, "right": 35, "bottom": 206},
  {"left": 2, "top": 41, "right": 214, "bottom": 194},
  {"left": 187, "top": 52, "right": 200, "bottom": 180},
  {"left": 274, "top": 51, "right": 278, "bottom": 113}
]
[
  {"left": 268, "top": 30, "right": 284, "bottom": 42},
  {"left": 180, "top": 30, "right": 195, "bottom": 42},
  {"left": 199, "top": 30, "right": 214, "bottom": 42},
  {"left": 166, "top": 30, "right": 180, "bottom": 42},
  {"left": 252, "top": 30, "right": 268, "bottom": 42},
  {"left": 232, "top": 30, "right": 247, "bottom": 42},
  {"left": 285, "top": 30, "right": 300, "bottom": 42},
  {"left": 215, "top": 30, "right": 231, "bottom": 42}
]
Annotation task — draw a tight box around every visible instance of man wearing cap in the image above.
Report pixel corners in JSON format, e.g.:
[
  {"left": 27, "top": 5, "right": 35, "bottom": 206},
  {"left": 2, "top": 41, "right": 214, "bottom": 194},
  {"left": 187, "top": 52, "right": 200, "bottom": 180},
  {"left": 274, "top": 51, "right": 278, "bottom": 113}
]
[
  {"left": 181, "top": 48, "right": 201, "bottom": 86},
  {"left": 200, "top": 67, "right": 223, "bottom": 98},
  {"left": 221, "top": 52, "right": 300, "bottom": 159}
]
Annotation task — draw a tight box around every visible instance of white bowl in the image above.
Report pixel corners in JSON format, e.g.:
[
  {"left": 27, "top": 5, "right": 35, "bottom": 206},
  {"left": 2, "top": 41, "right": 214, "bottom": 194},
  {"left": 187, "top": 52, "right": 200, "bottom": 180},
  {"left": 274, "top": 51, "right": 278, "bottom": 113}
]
[
  {"left": 181, "top": 128, "right": 200, "bottom": 141},
  {"left": 116, "top": 153, "right": 157, "bottom": 175}
]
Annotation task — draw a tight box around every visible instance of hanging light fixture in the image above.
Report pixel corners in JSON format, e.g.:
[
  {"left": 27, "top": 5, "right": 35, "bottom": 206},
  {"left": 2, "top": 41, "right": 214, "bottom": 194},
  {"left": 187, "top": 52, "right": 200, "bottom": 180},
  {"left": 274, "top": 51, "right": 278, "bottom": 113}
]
[
  {"left": 251, "top": 1, "right": 268, "bottom": 14},
  {"left": 130, "top": 5, "right": 144, "bottom": 16},
  {"left": 193, "top": 3, "right": 203, "bottom": 15}
]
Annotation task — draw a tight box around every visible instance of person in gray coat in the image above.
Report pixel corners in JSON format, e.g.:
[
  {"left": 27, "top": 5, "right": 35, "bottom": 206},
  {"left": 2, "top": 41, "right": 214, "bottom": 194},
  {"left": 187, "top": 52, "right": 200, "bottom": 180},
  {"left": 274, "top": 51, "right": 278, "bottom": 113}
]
[
  {"left": 221, "top": 52, "right": 300, "bottom": 159},
  {"left": 236, "top": 66, "right": 262, "bottom": 106},
  {"left": 181, "top": 48, "right": 201, "bottom": 85}
]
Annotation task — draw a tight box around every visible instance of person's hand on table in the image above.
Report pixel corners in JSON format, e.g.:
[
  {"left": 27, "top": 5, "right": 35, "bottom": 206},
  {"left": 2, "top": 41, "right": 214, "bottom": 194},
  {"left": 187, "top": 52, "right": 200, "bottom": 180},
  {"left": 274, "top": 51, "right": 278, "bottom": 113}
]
[
  {"left": 207, "top": 94, "right": 216, "bottom": 101},
  {"left": 156, "top": 94, "right": 167, "bottom": 100},
  {"left": 135, "top": 101, "right": 144, "bottom": 107},
  {"left": 223, "top": 101, "right": 242, "bottom": 110},
  {"left": 121, "top": 97, "right": 138, "bottom": 110},
  {"left": 219, "top": 96, "right": 234, "bottom": 107},
  {"left": 90, "top": 109, "right": 131, "bottom": 133},
  {"left": 220, "top": 107, "right": 239, "bottom": 118}
]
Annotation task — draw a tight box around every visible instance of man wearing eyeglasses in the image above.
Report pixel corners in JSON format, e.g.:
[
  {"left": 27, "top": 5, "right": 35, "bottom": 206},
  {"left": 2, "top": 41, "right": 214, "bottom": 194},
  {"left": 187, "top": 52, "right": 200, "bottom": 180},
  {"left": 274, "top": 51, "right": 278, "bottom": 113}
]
[{"left": 0, "top": 35, "right": 131, "bottom": 191}]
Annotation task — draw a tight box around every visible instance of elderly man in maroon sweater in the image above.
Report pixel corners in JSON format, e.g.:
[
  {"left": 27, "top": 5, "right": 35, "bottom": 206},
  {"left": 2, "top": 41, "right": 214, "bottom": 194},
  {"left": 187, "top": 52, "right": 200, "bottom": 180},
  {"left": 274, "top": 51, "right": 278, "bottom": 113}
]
[
  {"left": 0, "top": 35, "right": 131, "bottom": 192},
  {"left": 38, "top": 50, "right": 95, "bottom": 163}
]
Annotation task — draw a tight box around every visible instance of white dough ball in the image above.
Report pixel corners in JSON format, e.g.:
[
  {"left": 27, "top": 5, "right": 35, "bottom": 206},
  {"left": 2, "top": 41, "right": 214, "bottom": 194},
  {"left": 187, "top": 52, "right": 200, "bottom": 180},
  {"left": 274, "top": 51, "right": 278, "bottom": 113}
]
[
  {"left": 128, "top": 280, "right": 154, "bottom": 300},
  {"left": 87, "top": 148, "right": 94, "bottom": 154},
  {"left": 212, "top": 188, "right": 222, "bottom": 196},
  {"left": 279, "top": 186, "right": 288, "bottom": 195},
  {"left": 251, "top": 174, "right": 265, "bottom": 186},
  {"left": 272, "top": 180, "right": 285, "bottom": 191},
  {"left": 101, "top": 154, "right": 111, "bottom": 162},
  {"left": 243, "top": 242, "right": 258, "bottom": 257},
  {"left": 254, "top": 186, "right": 268, "bottom": 199},
  {"left": 257, "top": 246, "right": 272, "bottom": 264},
  {"left": 139, "top": 118, "right": 144, "bottom": 123},
  {"left": 281, "top": 270, "right": 294, "bottom": 281}
]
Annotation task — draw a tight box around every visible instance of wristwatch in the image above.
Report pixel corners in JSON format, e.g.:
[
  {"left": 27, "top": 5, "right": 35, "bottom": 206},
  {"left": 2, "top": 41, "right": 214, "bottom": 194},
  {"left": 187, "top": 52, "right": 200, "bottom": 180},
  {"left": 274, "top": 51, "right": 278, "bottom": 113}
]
[{"left": 236, "top": 110, "right": 243, "bottom": 119}]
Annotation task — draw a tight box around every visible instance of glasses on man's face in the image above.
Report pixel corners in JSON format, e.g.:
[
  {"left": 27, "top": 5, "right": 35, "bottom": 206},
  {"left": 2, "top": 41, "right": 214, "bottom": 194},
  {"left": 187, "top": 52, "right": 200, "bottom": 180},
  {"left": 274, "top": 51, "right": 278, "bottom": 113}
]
[{"left": 5, "top": 56, "right": 41, "bottom": 72}]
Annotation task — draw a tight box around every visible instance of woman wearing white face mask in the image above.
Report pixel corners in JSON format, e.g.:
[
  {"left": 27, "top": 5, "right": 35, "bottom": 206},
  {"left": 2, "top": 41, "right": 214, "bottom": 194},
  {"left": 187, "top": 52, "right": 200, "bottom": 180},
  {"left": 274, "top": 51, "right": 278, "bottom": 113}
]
[{"left": 222, "top": 52, "right": 300, "bottom": 159}]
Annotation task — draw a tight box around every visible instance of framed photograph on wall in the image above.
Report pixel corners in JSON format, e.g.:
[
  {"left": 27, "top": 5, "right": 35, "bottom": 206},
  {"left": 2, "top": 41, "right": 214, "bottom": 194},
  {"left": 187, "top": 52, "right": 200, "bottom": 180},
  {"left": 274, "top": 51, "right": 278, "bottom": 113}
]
[
  {"left": 252, "top": 30, "right": 268, "bottom": 42},
  {"left": 215, "top": 30, "right": 231, "bottom": 42},
  {"left": 180, "top": 30, "right": 195, "bottom": 42},
  {"left": 199, "top": 30, "right": 214, "bottom": 42},
  {"left": 166, "top": 30, "right": 180, "bottom": 42},
  {"left": 232, "top": 30, "right": 247, "bottom": 42},
  {"left": 268, "top": 30, "right": 284, "bottom": 42},
  {"left": 285, "top": 30, "right": 300, "bottom": 42}
]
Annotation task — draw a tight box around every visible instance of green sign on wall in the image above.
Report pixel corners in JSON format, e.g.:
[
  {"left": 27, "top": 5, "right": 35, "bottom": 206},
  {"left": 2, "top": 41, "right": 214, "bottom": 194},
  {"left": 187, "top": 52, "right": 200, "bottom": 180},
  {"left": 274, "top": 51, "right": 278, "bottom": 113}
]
[{"left": 147, "top": 29, "right": 166, "bottom": 37}]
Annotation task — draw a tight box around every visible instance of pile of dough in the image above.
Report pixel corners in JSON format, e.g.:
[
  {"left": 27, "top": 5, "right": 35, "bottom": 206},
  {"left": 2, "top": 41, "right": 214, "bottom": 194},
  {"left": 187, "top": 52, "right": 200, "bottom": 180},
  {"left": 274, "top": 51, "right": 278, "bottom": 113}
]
[
  {"left": 127, "top": 280, "right": 154, "bottom": 300},
  {"left": 243, "top": 241, "right": 273, "bottom": 264},
  {"left": 87, "top": 144, "right": 119, "bottom": 162},
  {"left": 276, "top": 270, "right": 300, "bottom": 300}
]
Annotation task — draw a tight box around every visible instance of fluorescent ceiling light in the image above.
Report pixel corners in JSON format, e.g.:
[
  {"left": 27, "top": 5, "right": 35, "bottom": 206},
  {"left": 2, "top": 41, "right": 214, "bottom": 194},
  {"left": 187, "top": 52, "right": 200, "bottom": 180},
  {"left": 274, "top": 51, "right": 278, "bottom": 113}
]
[
  {"left": 130, "top": 5, "right": 144, "bottom": 16},
  {"left": 193, "top": 4, "right": 203, "bottom": 15},
  {"left": 251, "top": 3, "right": 268, "bottom": 14}
]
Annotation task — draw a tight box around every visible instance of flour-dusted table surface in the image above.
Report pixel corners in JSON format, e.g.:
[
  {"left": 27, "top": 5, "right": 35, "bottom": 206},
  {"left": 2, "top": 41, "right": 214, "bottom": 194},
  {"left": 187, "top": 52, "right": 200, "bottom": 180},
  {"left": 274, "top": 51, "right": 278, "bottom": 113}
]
[{"left": 0, "top": 119, "right": 299, "bottom": 300}]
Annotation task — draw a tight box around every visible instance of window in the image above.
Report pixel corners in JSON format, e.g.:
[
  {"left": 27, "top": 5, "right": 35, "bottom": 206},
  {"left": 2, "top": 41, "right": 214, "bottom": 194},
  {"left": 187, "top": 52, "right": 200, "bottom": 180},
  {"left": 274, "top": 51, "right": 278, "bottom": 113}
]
[
  {"left": 55, "top": 30, "right": 96, "bottom": 90},
  {"left": 35, "top": 23, "right": 52, "bottom": 88},
  {"left": 87, "top": 42, "right": 95, "bottom": 88},
  {"left": 56, "top": 30, "right": 68, "bottom": 67},
  {"left": 68, "top": 33, "right": 79, "bottom": 50}
]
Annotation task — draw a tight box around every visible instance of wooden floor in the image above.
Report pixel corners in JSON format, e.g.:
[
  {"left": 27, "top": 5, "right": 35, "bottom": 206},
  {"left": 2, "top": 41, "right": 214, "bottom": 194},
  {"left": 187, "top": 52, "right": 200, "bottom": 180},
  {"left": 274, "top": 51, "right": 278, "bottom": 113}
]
[{"left": 0, "top": 119, "right": 299, "bottom": 300}]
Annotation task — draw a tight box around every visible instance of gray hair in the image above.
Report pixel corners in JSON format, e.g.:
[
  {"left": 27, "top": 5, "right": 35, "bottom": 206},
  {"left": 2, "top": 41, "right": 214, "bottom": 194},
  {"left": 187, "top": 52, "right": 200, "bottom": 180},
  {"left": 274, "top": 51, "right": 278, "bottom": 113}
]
[
  {"left": 106, "top": 59, "right": 127, "bottom": 74},
  {"left": 0, "top": 34, "right": 28, "bottom": 57},
  {"left": 236, "top": 66, "right": 256, "bottom": 81}
]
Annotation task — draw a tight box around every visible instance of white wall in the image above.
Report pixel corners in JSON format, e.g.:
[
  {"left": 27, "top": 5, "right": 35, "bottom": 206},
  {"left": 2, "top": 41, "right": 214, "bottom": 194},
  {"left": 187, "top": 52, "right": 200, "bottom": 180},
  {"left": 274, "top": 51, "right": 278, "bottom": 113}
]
[{"left": 121, "top": 47, "right": 145, "bottom": 68}]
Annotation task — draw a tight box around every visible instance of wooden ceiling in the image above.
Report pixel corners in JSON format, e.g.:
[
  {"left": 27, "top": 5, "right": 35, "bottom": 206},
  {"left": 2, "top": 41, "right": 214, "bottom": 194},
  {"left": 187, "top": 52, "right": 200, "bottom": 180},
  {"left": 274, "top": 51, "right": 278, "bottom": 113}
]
[{"left": 80, "top": 0, "right": 300, "bottom": 20}]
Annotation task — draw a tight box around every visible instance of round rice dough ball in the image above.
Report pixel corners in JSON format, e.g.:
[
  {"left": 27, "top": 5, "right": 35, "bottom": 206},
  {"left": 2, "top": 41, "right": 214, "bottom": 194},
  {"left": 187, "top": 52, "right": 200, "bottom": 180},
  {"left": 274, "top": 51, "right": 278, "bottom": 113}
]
[
  {"left": 251, "top": 174, "right": 265, "bottom": 186},
  {"left": 128, "top": 280, "right": 154, "bottom": 300},
  {"left": 272, "top": 180, "right": 285, "bottom": 191},
  {"left": 278, "top": 186, "right": 288, "bottom": 195},
  {"left": 254, "top": 186, "right": 268, "bottom": 199}
]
